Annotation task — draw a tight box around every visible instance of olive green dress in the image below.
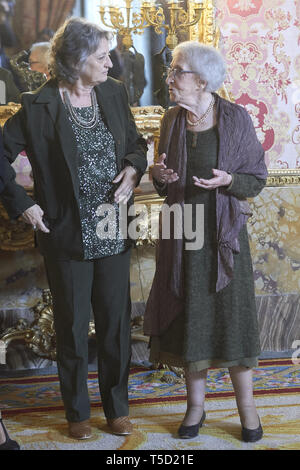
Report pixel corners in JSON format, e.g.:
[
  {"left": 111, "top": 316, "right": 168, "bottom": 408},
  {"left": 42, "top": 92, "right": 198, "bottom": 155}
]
[{"left": 150, "top": 127, "right": 261, "bottom": 371}]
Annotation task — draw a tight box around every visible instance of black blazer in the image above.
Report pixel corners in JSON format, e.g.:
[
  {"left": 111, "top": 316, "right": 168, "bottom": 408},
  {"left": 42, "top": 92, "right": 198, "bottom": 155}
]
[{"left": 0, "top": 78, "right": 148, "bottom": 259}]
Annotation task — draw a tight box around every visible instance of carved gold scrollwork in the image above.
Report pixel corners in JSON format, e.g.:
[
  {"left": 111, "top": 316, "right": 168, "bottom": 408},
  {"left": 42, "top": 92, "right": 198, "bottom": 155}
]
[
  {"left": 131, "top": 105, "right": 165, "bottom": 136},
  {"left": 0, "top": 289, "right": 149, "bottom": 363},
  {"left": 0, "top": 290, "right": 58, "bottom": 361},
  {"left": 189, "top": 0, "right": 218, "bottom": 47},
  {"left": 132, "top": 105, "right": 165, "bottom": 167},
  {"left": 0, "top": 196, "right": 35, "bottom": 252},
  {"left": 0, "top": 103, "right": 21, "bottom": 128}
]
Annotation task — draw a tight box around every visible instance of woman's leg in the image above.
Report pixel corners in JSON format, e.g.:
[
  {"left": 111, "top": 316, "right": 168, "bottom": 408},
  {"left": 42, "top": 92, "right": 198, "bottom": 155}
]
[
  {"left": 92, "top": 249, "right": 132, "bottom": 420},
  {"left": 181, "top": 368, "right": 208, "bottom": 426},
  {"left": 44, "top": 257, "right": 93, "bottom": 423},
  {"left": 229, "top": 366, "right": 260, "bottom": 429}
]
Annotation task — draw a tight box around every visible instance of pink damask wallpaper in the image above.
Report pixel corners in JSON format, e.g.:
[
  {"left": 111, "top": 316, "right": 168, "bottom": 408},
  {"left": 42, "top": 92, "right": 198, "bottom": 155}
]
[{"left": 216, "top": 0, "right": 300, "bottom": 169}]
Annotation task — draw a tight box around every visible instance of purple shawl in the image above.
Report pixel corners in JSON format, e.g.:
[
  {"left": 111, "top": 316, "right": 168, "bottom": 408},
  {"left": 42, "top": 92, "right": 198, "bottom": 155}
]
[{"left": 143, "top": 94, "right": 268, "bottom": 337}]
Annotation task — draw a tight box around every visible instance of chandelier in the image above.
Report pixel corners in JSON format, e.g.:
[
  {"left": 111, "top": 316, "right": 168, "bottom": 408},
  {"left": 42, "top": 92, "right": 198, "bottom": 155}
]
[{"left": 99, "top": 0, "right": 204, "bottom": 50}]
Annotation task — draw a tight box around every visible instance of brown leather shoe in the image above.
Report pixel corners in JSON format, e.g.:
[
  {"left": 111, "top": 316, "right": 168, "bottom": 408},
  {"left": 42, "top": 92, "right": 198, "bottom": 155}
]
[
  {"left": 107, "top": 416, "right": 133, "bottom": 435},
  {"left": 68, "top": 420, "right": 92, "bottom": 440}
]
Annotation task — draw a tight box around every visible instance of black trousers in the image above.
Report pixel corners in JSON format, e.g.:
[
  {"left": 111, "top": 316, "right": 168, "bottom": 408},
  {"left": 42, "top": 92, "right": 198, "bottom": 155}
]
[{"left": 44, "top": 249, "right": 132, "bottom": 422}]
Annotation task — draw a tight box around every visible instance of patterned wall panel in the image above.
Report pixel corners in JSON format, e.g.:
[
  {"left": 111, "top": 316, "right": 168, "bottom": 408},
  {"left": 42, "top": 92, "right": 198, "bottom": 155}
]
[
  {"left": 214, "top": 1, "right": 300, "bottom": 349},
  {"left": 216, "top": 0, "right": 300, "bottom": 169}
]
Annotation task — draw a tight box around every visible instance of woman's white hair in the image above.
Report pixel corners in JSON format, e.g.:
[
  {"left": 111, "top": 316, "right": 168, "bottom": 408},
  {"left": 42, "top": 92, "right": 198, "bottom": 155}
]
[{"left": 173, "top": 41, "right": 226, "bottom": 92}]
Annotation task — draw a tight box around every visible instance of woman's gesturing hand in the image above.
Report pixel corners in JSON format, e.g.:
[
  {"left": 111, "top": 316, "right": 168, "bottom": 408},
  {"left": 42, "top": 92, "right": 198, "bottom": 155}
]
[
  {"left": 113, "top": 166, "right": 138, "bottom": 203},
  {"left": 151, "top": 153, "right": 179, "bottom": 185},
  {"left": 193, "top": 169, "right": 232, "bottom": 190},
  {"left": 21, "top": 204, "right": 50, "bottom": 233}
]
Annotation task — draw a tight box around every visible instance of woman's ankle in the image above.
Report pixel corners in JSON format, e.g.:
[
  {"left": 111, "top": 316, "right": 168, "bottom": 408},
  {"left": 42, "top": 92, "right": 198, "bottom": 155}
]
[
  {"left": 182, "top": 404, "right": 204, "bottom": 427},
  {"left": 238, "top": 404, "right": 260, "bottom": 429}
]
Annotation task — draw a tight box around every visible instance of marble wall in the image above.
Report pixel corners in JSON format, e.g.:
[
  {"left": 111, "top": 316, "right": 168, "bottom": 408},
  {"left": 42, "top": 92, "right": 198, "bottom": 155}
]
[
  {"left": 249, "top": 186, "right": 300, "bottom": 295},
  {"left": 248, "top": 185, "right": 300, "bottom": 350},
  {"left": 131, "top": 184, "right": 300, "bottom": 352}
]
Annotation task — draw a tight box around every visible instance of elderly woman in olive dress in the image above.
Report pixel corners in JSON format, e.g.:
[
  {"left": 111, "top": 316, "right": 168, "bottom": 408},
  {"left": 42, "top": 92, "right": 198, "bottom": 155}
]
[
  {"left": 144, "top": 41, "right": 268, "bottom": 442},
  {"left": 0, "top": 18, "right": 147, "bottom": 439}
]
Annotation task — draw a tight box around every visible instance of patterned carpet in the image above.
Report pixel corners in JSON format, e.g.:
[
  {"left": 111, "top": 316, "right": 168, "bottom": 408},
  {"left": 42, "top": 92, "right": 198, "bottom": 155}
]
[{"left": 1, "top": 358, "right": 299, "bottom": 450}]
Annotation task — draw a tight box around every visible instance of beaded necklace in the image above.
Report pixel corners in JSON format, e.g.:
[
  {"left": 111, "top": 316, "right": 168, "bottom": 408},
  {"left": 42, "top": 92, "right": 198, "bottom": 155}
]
[
  {"left": 63, "top": 89, "right": 99, "bottom": 130},
  {"left": 186, "top": 95, "right": 215, "bottom": 127}
]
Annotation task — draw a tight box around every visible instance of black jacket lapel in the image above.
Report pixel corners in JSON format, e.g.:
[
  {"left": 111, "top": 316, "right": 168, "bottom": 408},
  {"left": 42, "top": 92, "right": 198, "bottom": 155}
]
[
  {"left": 94, "top": 82, "right": 124, "bottom": 169},
  {"left": 34, "top": 82, "right": 80, "bottom": 197}
]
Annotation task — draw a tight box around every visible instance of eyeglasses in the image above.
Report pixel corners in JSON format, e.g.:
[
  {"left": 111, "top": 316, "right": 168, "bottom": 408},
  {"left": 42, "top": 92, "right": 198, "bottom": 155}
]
[{"left": 165, "top": 67, "right": 198, "bottom": 80}]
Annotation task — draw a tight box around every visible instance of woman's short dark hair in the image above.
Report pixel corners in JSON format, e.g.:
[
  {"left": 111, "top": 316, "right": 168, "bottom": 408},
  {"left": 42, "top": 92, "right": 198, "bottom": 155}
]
[{"left": 49, "top": 17, "right": 111, "bottom": 84}]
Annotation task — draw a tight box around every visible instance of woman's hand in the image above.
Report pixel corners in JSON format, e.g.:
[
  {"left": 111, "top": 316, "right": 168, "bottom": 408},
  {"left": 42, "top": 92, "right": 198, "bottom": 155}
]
[
  {"left": 193, "top": 169, "right": 232, "bottom": 190},
  {"left": 21, "top": 204, "right": 50, "bottom": 233},
  {"left": 151, "top": 153, "right": 179, "bottom": 185},
  {"left": 113, "top": 166, "right": 138, "bottom": 203}
]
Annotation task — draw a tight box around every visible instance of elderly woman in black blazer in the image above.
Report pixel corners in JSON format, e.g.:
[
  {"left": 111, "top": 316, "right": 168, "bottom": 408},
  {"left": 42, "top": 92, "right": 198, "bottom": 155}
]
[{"left": 0, "top": 18, "right": 147, "bottom": 439}]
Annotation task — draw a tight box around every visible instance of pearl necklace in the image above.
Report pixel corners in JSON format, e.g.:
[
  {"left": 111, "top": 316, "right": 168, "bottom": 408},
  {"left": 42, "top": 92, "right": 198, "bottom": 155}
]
[
  {"left": 186, "top": 95, "right": 215, "bottom": 127},
  {"left": 63, "top": 89, "right": 99, "bottom": 130}
]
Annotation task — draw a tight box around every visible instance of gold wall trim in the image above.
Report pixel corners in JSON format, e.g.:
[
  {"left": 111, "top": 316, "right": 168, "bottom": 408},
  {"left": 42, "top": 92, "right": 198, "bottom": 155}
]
[
  {"left": 1, "top": 104, "right": 300, "bottom": 186},
  {"left": 267, "top": 169, "right": 300, "bottom": 186}
]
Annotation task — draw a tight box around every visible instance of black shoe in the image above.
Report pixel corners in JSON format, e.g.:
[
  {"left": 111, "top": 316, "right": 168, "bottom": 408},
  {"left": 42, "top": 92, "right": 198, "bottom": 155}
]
[
  {"left": 0, "top": 418, "right": 20, "bottom": 450},
  {"left": 178, "top": 411, "right": 206, "bottom": 439},
  {"left": 242, "top": 418, "right": 263, "bottom": 443}
]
